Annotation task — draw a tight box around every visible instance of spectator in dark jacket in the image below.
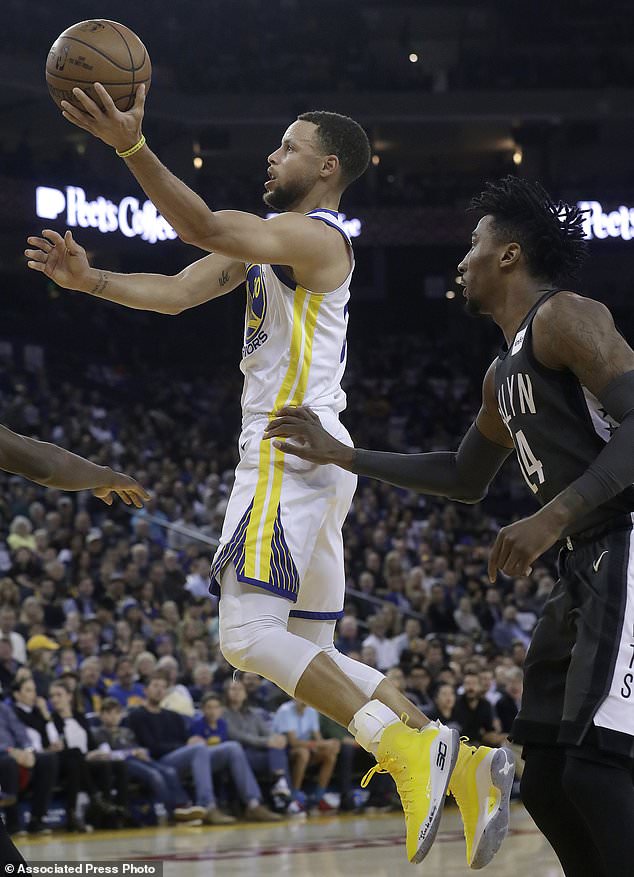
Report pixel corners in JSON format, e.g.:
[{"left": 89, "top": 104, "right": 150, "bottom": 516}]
[
  {"left": 0, "top": 639, "right": 22, "bottom": 693},
  {"left": 127, "top": 672, "right": 235, "bottom": 825},
  {"left": 495, "top": 668, "right": 523, "bottom": 734},
  {"left": 93, "top": 697, "right": 204, "bottom": 824},
  {"left": 452, "top": 673, "right": 506, "bottom": 746},
  {"left": 427, "top": 584, "right": 458, "bottom": 634},
  {"left": 11, "top": 676, "right": 60, "bottom": 754},
  {"left": 0, "top": 700, "right": 58, "bottom": 835}
]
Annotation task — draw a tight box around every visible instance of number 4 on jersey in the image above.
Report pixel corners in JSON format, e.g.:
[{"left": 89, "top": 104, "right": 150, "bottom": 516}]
[{"left": 514, "top": 429, "right": 545, "bottom": 494}]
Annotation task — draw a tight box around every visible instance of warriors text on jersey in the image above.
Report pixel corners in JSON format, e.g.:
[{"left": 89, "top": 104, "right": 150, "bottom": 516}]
[
  {"left": 494, "top": 289, "right": 634, "bottom": 536},
  {"left": 240, "top": 208, "right": 352, "bottom": 425}
]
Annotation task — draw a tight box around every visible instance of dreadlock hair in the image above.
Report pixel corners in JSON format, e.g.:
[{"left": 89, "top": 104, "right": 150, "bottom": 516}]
[
  {"left": 469, "top": 176, "right": 588, "bottom": 284},
  {"left": 297, "top": 110, "right": 371, "bottom": 188}
]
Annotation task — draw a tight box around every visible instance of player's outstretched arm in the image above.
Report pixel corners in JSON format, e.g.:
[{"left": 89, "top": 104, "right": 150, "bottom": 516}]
[
  {"left": 0, "top": 424, "right": 150, "bottom": 507},
  {"left": 59, "top": 85, "right": 335, "bottom": 267},
  {"left": 25, "top": 229, "right": 245, "bottom": 313},
  {"left": 264, "top": 364, "right": 513, "bottom": 503}
]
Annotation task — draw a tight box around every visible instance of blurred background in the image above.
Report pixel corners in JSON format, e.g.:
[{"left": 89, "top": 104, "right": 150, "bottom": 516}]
[{"left": 0, "top": 0, "right": 632, "bottom": 837}]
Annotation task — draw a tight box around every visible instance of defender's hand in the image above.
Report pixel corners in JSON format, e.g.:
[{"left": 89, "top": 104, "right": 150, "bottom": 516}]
[
  {"left": 60, "top": 82, "right": 145, "bottom": 153},
  {"left": 25, "top": 229, "right": 94, "bottom": 291},
  {"left": 93, "top": 471, "right": 151, "bottom": 509},
  {"left": 488, "top": 509, "right": 560, "bottom": 582},
  {"left": 264, "top": 406, "right": 353, "bottom": 467}
]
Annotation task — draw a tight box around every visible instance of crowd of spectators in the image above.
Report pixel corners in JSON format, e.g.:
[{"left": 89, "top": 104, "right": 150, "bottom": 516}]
[{"left": 0, "top": 326, "right": 555, "bottom": 833}]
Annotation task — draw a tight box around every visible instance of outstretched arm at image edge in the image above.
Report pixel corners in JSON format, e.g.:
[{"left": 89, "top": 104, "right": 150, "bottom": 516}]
[{"left": 0, "top": 425, "right": 147, "bottom": 502}]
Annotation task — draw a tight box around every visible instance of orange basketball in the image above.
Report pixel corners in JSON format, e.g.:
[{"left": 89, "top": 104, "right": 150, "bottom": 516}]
[{"left": 46, "top": 20, "right": 151, "bottom": 112}]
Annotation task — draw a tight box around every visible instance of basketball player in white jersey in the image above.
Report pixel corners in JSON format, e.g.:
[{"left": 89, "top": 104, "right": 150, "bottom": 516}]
[{"left": 25, "top": 85, "right": 513, "bottom": 867}]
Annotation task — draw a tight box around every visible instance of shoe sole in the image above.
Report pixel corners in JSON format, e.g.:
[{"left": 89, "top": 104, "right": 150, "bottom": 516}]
[
  {"left": 411, "top": 727, "right": 460, "bottom": 865},
  {"left": 470, "top": 746, "right": 515, "bottom": 870}
]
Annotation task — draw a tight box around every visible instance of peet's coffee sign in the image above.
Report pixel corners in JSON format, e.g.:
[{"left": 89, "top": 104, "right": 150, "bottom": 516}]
[
  {"left": 35, "top": 185, "right": 177, "bottom": 245},
  {"left": 578, "top": 200, "right": 634, "bottom": 241}
]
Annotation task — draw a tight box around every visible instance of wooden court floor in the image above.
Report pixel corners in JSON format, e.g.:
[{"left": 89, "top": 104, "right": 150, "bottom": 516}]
[{"left": 15, "top": 804, "right": 563, "bottom": 876}]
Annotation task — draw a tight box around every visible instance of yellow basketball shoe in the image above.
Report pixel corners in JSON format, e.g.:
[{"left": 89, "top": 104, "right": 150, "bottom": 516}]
[
  {"left": 448, "top": 742, "right": 515, "bottom": 870},
  {"left": 361, "top": 720, "right": 459, "bottom": 864}
]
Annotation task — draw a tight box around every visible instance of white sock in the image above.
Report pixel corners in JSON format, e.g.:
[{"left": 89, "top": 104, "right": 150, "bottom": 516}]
[{"left": 348, "top": 699, "right": 400, "bottom": 755}]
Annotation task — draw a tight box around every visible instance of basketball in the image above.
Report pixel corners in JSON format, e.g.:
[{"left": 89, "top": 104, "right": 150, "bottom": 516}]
[{"left": 46, "top": 20, "right": 151, "bottom": 112}]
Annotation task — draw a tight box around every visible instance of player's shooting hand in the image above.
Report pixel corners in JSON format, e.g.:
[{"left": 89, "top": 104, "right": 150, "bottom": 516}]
[
  {"left": 488, "top": 509, "right": 560, "bottom": 582},
  {"left": 25, "top": 229, "right": 93, "bottom": 291},
  {"left": 92, "top": 470, "right": 151, "bottom": 509},
  {"left": 60, "top": 82, "right": 145, "bottom": 153},
  {"left": 264, "top": 406, "right": 353, "bottom": 467}
]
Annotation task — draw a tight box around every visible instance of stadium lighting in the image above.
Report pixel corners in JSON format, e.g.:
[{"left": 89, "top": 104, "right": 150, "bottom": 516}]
[
  {"left": 408, "top": 53, "right": 418, "bottom": 63},
  {"left": 445, "top": 290, "right": 456, "bottom": 300},
  {"left": 371, "top": 154, "right": 380, "bottom": 166},
  {"left": 512, "top": 148, "right": 523, "bottom": 166},
  {"left": 193, "top": 156, "right": 203, "bottom": 169}
]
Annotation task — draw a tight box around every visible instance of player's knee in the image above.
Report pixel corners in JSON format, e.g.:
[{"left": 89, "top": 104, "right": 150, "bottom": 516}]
[
  {"left": 219, "top": 608, "right": 285, "bottom": 675},
  {"left": 218, "top": 592, "right": 260, "bottom": 671},
  {"left": 218, "top": 620, "right": 252, "bottom": 672}
]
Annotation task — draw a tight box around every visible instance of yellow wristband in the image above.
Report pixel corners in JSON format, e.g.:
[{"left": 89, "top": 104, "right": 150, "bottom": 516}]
[{"left": 116, "top": 134, "right": 146, "bottom": 158}]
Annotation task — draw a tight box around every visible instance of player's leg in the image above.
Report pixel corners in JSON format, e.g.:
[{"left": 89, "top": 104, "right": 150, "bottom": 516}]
[
  {"left": 521, "top": 744, "right": 606, "bottom": 877},
  {"left": 0, "top": 766, "right": 24, "bottom": 862},
  {"left": 290, "top": 613, "right": 514, "bottom": 869},
  {"left": 219, "top": 563, "right": 458, "bottom": 863},
  {"left": 0, "top": 818, "right": 25, "bottom": 866},
  {"left": 562, "top": 746, "right": 634, "bottom": 874},
  {"left": 290, "top": 495, "right": 513, "bottom": 871},
  {"left": 515, "top": 530, "right": 634, "bottom": 875},
  {"left": 554, "top": 528, "right": 634, "bottom": 872}
]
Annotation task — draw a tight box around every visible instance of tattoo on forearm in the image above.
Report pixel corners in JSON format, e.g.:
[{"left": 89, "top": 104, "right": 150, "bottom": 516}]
[
  {"left": 90, "top": 271, "right": 109, "bottom": 296},
  {"left": 218, "top": 269, "right": 230, "bottom": 288}
]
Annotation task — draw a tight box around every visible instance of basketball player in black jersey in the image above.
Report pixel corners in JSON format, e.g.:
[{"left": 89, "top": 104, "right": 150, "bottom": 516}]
[
  {"left": 0, "top": 424, "right": 148, "bottom": 863},
  {"left": 264, "top": 177, "right": 634, "bottom": 876}
]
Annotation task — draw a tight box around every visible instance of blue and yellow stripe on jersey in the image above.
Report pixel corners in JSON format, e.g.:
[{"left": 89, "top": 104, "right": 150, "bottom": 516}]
[
  {"left": 209, "top": 499, "right": 300, "bottom": 598},
  {"left": 210, "top": 281, "right": 324, "bottom": 600}
]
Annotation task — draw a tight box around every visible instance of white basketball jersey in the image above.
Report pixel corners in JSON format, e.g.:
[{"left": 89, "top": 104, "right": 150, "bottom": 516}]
[{"left": 239, "top": 209, "right": 353, "bottom": 423}]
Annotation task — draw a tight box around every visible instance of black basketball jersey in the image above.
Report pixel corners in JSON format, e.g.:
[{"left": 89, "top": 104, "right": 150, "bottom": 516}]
[{"left": 494, "top": 289, "right": 634, "bottom": 536}]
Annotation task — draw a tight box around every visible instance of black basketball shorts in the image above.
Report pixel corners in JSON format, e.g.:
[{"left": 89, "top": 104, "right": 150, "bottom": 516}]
[{"left": 512, "top": 516, "right": 634, "bottom": 759}]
